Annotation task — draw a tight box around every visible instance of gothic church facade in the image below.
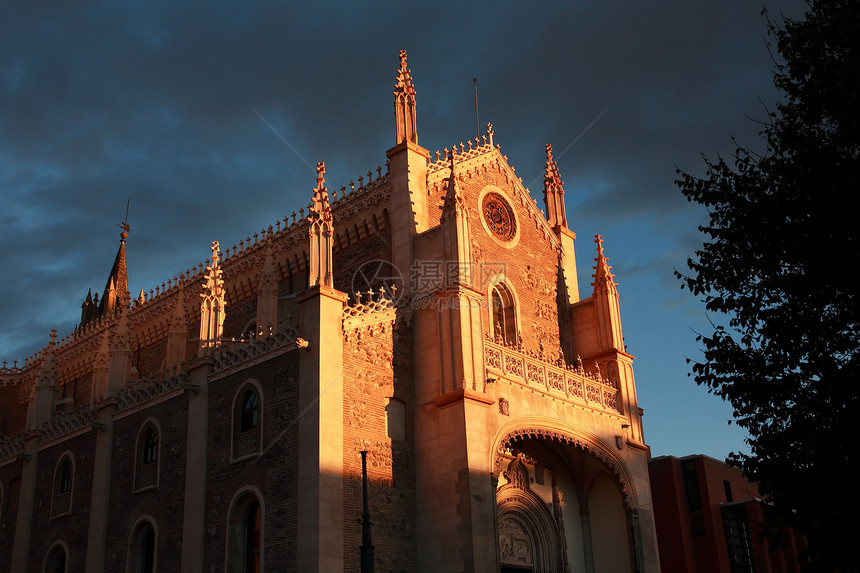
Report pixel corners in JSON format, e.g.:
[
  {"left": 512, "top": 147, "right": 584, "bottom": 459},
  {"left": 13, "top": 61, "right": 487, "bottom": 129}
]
[{"left": 0, "top": 52, "right": 660, "bottom": 572}]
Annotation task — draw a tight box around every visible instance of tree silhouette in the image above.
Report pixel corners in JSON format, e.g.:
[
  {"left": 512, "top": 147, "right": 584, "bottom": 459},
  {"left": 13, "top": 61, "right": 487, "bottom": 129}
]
[{"left": 676, "top": 2, "right": 859, "bottom": 570}]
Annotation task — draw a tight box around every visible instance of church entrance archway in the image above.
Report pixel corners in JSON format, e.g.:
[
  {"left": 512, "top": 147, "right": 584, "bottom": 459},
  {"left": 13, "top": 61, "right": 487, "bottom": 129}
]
[{"left": 495, "top": 432, "right": 636, "bottom": 573}]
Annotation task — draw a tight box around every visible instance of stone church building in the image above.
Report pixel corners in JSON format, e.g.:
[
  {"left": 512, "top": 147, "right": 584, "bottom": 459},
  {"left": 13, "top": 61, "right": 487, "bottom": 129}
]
[{"left": 0, "top": 52, "right": 660, "bottom": 572}]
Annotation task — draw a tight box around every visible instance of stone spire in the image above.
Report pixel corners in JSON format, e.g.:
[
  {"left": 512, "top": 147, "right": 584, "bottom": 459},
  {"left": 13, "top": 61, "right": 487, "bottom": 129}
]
[
  {"left": 542, "top": 144, "right": 568, "bottom": 229},
  {"left": 308, "top": 162, "right": 333, "bottom": 288},
  {"left": 441, "top": 153, "right": 465, "bottom": 218},
  {"left": 387, "top": 50, "right": 430, "bottom": 294},
  {"left": 198, "top": 241, "right": 225, "bottom": 357},
  {"left": 591, "top": 235, "right": 624, "bottom": 352},
  {"left": 591, "top": 234, "right": 617, "bottom": 296},
  {"left": 394, "top": 50, "right": 418, "bottom": 145},
  {"left": 98, "top": 224, "right": 132, "bottom": 316},
  {"left": 26, "top": 330, "right": 59, "bottom": 430},
  {"left": 80, "top": 288, "right": 98, "bottom": 327},
  {"left": 107, "top": 307, "right": 132, "bottom": 396},
  {"left": 440, "top": 154, "right": 472, "bottom": 286}
]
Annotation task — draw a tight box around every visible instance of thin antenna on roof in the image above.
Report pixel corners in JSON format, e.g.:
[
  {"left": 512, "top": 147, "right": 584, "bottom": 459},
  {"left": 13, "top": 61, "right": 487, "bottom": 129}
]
[
  {"left": 473, "top": 77, "right": 479, "bottom": 139},
  {"left": 118, "top": 199, "right": 131, "bottom": 234}
]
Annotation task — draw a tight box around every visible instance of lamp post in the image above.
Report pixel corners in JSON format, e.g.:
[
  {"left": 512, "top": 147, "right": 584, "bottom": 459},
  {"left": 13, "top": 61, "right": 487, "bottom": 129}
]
[{"left": 360, "top": 450, "right": 375, "bottom": 573}]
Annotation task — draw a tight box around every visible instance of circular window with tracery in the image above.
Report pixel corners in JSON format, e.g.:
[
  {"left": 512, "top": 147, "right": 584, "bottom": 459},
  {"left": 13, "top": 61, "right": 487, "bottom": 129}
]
[{"left": 482, "top": 192, "right": 517, "bottom": 242}]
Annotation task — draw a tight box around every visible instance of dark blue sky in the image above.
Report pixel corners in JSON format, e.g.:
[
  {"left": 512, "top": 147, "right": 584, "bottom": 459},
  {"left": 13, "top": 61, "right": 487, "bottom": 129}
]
[{"left": 0, "top": 0, "right": 808, "bottom": 459}]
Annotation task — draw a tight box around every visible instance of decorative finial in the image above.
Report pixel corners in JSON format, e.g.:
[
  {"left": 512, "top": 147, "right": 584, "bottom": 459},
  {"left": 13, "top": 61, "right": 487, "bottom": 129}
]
[
  {"left": 309, "top": 163, "right": 331, "bottom": 218},
  {"left": 394, "top": 49, "right": 418, "bottom": 145},
  {"left": 316, "top": 161, "right": 326, "bottom": 189},
  {"left": 591, "top": 234, "right": 617, "bottom": 293},
  {"left": 543, "top": 142, "right": 567, "bottom": 228}
]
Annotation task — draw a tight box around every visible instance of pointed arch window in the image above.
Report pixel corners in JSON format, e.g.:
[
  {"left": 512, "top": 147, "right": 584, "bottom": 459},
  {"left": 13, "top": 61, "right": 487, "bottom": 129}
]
[
  {"left": 233, "top": 382, "right": 263, "bottom": 461},
  {"left": 240, "top": 390, "right": 259, "bottom": 433},
  {"left": 44, "top": 542, "right": 68, "bottom": 573},
  {"left": 135, "top": 421, "right": 160, "bottom": 492},
  {"left": 128, "top": 518, "right": 156, "bottom": 573},
  {"left": 227, "top": 490, "right": 263, "bottom": 572},
  {"left": 142, "top": 427, "right": 158, "bottom": 465},
  {"left": 51, "top": 454, "right": 74, "bottom": 518},
  {"left": 58, "top": 461, "right": 71, "bottom": 494},
  {"left": 491, "top": 283, "right": 518, "bottom": 345}
]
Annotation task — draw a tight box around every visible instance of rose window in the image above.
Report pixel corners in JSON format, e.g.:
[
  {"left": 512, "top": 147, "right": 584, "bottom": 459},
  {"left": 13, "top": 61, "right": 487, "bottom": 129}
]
[{"left": 482, "top": 192, "right": 516, "bottom": 242}]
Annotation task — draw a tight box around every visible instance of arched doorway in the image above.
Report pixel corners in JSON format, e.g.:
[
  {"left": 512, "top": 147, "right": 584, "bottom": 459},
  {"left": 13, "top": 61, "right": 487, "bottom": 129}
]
[
  {"left": 495, "top": 433, "right": 636, "bottom": 573},
  {"left": 497, "top": 456, "right": 561, "bottom": 572},
  {"left": 227, "top": 489, "right": 263, "bottom": 573}
]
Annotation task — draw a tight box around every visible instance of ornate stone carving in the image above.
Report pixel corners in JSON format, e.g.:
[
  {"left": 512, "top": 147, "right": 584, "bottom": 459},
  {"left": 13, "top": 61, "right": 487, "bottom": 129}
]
[
  {"left": 504, "top": 353, "right": 524, "bottom": 378},
  {"left": 482, "top": 192, "right": 516, "bottom": 242},
  {"left": 526, "top": 361, "right": 545, "bottom": 387},
  {"left": 348, "top": 395, "right": 367, "bottom": 428},
  {"left": 485, "top": 346, "right": 502, "bottom": 370},
  {"left": 494, "top": 427, "right": 631, "bottom": 504},
  {"left": 520, "top": 265, "right": 554, "bottom": 296},
  {"left": 499, "top": 518, "right": 534, "bottom": 566},
  {"left": 547, "top": 369, "right": 565, "bottom": 393}
]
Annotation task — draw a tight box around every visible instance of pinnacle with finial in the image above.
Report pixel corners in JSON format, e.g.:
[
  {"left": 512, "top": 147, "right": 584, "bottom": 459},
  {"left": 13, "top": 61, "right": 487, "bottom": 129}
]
[
  {"left": 591, "top": 234, "right": 618, "bottom": 292},
  {"left": 316, "top": 161, "right": 326, "bottom": 189},
  {"left": 395, "top": 50, "right": 415, "bottom": 95},
  {"left": 310, "top": 161, "right": 331, "bottom": 216},
  {"left": 595, "top": 234, "right": 604, "bottom": 258}
]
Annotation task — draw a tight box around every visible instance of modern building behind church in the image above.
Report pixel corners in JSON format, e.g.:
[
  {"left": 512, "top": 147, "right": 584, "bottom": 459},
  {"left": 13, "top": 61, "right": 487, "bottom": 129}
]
[{"left": 0, "top": 52, "right": 661, "bottom": 572}]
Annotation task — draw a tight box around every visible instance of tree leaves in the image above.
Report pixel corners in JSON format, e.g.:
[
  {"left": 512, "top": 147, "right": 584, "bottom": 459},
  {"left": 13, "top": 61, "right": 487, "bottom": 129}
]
[{"left": 677, "top": 2, "right": 860, "bottom": 570}]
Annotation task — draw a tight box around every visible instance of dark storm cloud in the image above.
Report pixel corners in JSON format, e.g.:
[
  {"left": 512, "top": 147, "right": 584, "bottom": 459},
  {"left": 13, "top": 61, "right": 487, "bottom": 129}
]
[{"left": 1, "top": 0, "right": 807, "bottom": 457}]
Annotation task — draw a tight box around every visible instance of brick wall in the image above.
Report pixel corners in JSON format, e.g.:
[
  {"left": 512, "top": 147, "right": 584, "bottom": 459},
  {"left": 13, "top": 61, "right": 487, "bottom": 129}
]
[
  {"left": 342, "top": 312, "right": 416, "bottom": 572},
  {"left": 204, "top": 350, "right": 300, "bottom": 571}
]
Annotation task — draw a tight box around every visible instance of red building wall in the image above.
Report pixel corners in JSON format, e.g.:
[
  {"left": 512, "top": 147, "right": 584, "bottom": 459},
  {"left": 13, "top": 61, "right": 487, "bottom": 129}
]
[{"left": 648, "top": 454, "right": 805, "bottom": 573}]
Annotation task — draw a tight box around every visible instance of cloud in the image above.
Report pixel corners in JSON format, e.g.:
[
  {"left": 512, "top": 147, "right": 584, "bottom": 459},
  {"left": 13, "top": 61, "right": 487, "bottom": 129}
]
[{"left": 0, "top": 0, "right": 809, "bottom": 458}]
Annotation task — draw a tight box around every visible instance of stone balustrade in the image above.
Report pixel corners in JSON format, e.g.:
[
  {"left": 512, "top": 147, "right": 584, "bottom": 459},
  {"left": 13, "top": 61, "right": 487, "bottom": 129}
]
[{"left": 484, "top": 339, "right": 620, "bottom": 414}]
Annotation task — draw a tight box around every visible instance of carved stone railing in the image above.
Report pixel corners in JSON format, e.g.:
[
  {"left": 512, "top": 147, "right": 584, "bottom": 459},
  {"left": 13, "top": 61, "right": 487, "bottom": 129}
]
[
  {"left": 211, "top": 327, "right": 299, "bottom": 374},
  {"left": 39, "top": 406, "right": 99, "bottom": 445},
  {"left": 115, "top": 372, "right": 189, "bottom": 413},
  {"left": 484, "top": 340, "right": 620, "bottom": 413},
  {"left": 331, "top": 165, "right": 391, "bottom": 210},
  {"left": 427, "top": 140, "right": 495, "bottom": 175},
  {"left": 0, "top": 433, "right": 25, "bottom": 463},
  {"left": 343, "top": 289, "right": 396, "bottom": 320}
]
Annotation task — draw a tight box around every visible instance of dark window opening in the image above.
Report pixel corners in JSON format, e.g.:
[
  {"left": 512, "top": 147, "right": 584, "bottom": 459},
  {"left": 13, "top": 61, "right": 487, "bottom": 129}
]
[
  {"left": 57, "top": 460, "right": 72, "bottom": 495},
  {"left": 240, "top": 391, "right": 259, "bottom": 433},
  {"left": 142, "top": 428, "right": 158, "bottom": 466},
  {"left": 722, "top": 506, "right": 756, "bottom": 573},
  {"left": 492, "top": 284, "right": 517, "bottom": 344},
  {"left": 244, "top": 501, "right": 261, "bottom": 573}
]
